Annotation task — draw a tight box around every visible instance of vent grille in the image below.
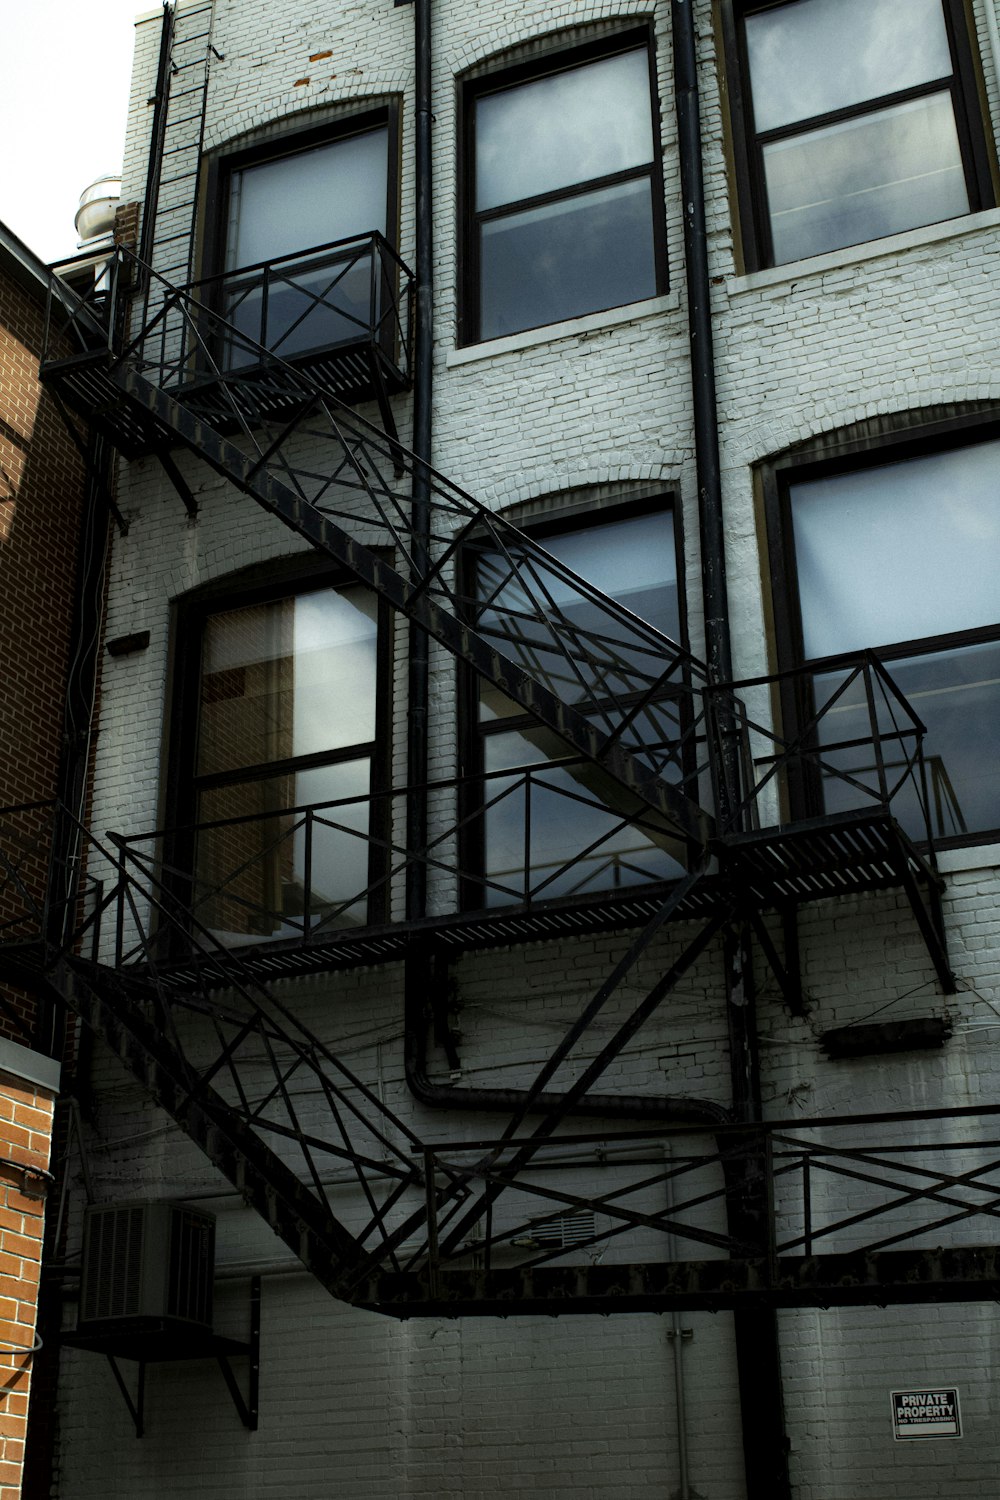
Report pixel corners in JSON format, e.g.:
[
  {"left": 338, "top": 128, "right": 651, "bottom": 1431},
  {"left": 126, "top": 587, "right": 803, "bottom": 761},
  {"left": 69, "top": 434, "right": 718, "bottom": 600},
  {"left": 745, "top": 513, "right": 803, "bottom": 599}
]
[
  {"left": 168, "top": 1208, "right": 214, "bottom": 1325},
  {"left": 81, "top": 1205, "right": 146, "bottom": 1322},
  {"left": 528, "top": 1210, "right": 596, "bottom": 1249}
]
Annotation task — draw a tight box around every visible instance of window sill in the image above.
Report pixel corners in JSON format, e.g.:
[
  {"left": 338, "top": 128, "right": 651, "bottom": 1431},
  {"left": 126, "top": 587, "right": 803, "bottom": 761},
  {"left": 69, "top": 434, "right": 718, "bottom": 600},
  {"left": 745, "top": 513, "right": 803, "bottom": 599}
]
[
  {"left": 936, "top": 841, "right": 1000, "bottom": 876},
  {"left": 729, "top": 207, "right": 1000, "bottom": 295},
  {"left": 447, "top": 293, "right": 678, "bottom": 368}
]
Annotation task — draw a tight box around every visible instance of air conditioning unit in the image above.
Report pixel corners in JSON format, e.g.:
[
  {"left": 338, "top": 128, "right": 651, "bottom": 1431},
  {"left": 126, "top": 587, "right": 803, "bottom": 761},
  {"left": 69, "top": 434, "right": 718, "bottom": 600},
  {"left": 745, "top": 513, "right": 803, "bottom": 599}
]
[{"left": 78, "top": 1202, "right": 216, "bottom": 1333}]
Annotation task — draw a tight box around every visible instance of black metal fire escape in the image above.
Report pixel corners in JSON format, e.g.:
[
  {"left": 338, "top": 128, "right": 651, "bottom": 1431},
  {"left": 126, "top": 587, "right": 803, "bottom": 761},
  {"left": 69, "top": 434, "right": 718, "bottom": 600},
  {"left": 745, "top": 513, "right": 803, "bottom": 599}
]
[{"left": 1, "top": 244, "right": 987, "bottom": 1325}]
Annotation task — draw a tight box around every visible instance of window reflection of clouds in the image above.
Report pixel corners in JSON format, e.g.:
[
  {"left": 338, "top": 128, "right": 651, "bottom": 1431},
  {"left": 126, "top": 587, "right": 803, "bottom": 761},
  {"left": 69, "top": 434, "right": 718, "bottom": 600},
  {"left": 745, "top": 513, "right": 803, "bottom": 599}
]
[
  {"left": 293, "top": 759, "right": 370, "bottom": 918},
  {"left": 790, "top": 440, "right": 1000, "bottom": 658},
  {"left": 475, "top": 49, "right": 653, "bottom": 211},
  {"left": 746, "top": 0, "right": 951, "bottom": 133},
  {"left": 228, "top": 128, "right": 388, "bottom": 266},
  {"left": 291, "top": 587, "right": 378, "bottom": 755},
  {"left": 765, "top": 93, "right": 966, "bottom": 262},
  {"left": 479, "top": 179, "right": 656, "bottom": 341}
]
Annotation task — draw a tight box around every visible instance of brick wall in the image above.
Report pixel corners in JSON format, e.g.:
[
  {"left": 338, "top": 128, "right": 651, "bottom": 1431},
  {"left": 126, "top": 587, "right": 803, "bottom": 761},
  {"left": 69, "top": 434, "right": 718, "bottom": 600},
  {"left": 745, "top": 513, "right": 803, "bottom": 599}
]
[
  {"left": 0, "top": 1065, "right": 55, "bottom": 1500},
  {"left": 0, "top": 261, "right": 88, "bottom": 1045}
]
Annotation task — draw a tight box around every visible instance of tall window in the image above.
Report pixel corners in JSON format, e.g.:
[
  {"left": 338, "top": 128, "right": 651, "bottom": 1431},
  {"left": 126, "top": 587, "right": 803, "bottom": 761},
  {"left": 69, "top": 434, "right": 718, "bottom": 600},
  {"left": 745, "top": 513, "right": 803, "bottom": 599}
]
[
  {"left": 464, "top": 506, "right": 688, "bottom": 907},
  {"left": 211, "top": 113, "right": 394, "bottom": 363},
  {"left": 461, "top": 30, "right": 666, "bottom": 343},
  {"left": 723, "top": 0, "right": 993, "bottom": 269},
  {"left": 174, "top": 574, "right": 388, "bottom": 942},
  {"left": 768, "top": 429, "right": 1000, "bottom": 842}
]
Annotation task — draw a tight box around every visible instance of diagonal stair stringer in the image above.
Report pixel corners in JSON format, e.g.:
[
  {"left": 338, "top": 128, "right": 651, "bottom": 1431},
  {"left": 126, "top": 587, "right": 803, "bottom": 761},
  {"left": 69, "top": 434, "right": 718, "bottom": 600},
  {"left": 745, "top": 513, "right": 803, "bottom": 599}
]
[
  {"left": 111, "top": 363, "right": 714, "bottom": 849},
  {"left": 29, "top": 953, "right": 372, "bottom": 1301}
]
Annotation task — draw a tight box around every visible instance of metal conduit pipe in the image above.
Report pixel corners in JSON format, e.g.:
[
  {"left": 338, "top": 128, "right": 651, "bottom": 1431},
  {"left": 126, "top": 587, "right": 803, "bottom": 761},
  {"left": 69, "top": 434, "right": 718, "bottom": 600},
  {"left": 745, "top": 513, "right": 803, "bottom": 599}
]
[
  {"left": 44, "top": 435, "right": 113, "bottom": 1059},
  {"left": 403, "top": 944, "right": 730, "bottom": 1127},
  {"left": 400, "top": 0, "right": 729, "bottom": 1135}
]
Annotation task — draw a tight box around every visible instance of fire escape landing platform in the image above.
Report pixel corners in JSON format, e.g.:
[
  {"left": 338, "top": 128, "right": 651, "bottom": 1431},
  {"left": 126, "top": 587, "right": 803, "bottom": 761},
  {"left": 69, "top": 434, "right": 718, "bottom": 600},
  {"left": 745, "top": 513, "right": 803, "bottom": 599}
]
[
  {"left": 42, "top": 231, "right": 414, "bottom": 457},
  {"left": 359, "top": 1245, "right": 1000, "bottom": 1317},
  {"left": 135, "top": 805, "right": 949, "bottom": 1005}
]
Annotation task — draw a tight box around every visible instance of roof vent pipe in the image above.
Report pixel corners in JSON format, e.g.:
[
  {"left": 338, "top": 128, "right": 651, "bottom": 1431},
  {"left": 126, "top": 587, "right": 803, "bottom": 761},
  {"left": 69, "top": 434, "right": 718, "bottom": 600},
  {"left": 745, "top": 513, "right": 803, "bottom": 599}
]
[
  {"left": 75, "top": 174, "right": 122, "bottom": 248},
  {"left": 73, "top": 174, "right": 122, "bottom": 293}
]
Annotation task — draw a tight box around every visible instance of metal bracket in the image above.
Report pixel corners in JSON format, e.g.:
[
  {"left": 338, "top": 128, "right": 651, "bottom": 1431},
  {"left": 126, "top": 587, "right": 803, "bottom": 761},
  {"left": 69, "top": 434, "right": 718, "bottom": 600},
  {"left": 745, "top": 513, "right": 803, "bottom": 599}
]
[
  {"left": 101, "top": 1277, "right": 261, "bottom": 1438},
  {"left": 216, "top": 1275, "right": 261, "bottom": 1432},
  {"left": 107, "top": 1354, "right": 145, "bottom": 1439}
]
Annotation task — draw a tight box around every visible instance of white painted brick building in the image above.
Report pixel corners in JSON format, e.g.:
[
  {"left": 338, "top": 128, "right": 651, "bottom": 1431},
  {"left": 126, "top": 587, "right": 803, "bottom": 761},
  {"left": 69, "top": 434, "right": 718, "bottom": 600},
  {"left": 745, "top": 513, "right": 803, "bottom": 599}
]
[{"left": 25, "top": 0, "right": 1000, "bottom": 1496}]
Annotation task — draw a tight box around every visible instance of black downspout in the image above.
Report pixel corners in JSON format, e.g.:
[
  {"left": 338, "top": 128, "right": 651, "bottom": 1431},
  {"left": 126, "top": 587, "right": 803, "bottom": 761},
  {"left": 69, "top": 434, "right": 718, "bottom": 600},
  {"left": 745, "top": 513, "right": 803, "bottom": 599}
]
[
  {"left": 403, "top": 0, "right": 437, "bottom": 1091},
  {"left": 672, "top": 0, "right": 731, "bottom": 698},
  {"left": 404, "top": 0, "right": 433, "bottom": 935},
  {"left": 673, "top": 5, "right": 791, "bottom": 1499}
]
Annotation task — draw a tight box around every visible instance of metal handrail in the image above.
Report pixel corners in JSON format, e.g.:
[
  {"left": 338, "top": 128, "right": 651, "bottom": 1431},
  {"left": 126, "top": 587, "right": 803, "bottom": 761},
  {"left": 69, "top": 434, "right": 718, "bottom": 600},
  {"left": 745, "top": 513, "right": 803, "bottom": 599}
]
[
  {"left": 414, "top": 1104, "right": 1000, "bottom": 1276},
  {"left": 40, "top": 233, "right": 414, "bottom": 379},
  {"left": 108, "top": 756, "right": 691, "bottom": 962},
  {"left": 710, "top": 652, "right": 934, "bottom": 843},
  {"left": 0, "top": 649, "right": 940, "bottom": 969}
]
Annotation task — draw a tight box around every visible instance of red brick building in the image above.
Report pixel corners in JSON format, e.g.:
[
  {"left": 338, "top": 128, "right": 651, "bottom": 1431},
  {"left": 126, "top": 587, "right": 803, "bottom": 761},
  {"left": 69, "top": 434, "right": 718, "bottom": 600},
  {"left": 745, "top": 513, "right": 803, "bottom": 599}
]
[{"left": 0, "top": 219, "right": 93, "bottom": 1499}]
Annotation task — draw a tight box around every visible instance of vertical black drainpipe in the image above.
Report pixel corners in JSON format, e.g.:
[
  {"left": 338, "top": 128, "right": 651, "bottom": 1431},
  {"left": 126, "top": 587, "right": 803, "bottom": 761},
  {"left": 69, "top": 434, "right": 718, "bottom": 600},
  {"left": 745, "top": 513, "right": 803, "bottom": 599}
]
[
  {"left": 404, "top": 0, "right": 434, "bottom": 1071},
  {"left": 672, "top": 4, "right": 791, "bottom": 1497},
  {"left": 406, "top": 0, "right": 433, "bottom": 928}
]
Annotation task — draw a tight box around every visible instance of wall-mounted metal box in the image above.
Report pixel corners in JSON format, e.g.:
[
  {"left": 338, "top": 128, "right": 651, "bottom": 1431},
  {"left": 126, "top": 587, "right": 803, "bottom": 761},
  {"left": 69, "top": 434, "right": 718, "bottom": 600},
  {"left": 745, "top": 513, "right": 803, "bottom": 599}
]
[{"left": 79, "top": 1202, "right": 215, "bottom": 1332}]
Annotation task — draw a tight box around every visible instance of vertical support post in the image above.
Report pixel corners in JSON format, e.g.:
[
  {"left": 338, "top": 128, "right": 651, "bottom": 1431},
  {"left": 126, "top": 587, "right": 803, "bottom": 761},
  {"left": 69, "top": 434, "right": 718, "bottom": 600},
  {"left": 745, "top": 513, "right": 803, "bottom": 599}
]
[
  {"left": 802, "top": 1152, "right": 812, "bottom": 1257},
  {"left": 723, "top": 923, "right": 791, "bottom": 1500},
  {"left": 424, "top": 1148, "right": 439, "bottom": 1298},
  {"left": 861, "top": 662, "right": 888, "bottom": 806},
  {"left": 302, "top": 809, "right": 313, "bottom": 938},
  {"left": 249, "top": 1273, "right": 261, "bottom": 1429},
  {"left": 763, "top": 1130, "right": 777, "bottom": 1287}
]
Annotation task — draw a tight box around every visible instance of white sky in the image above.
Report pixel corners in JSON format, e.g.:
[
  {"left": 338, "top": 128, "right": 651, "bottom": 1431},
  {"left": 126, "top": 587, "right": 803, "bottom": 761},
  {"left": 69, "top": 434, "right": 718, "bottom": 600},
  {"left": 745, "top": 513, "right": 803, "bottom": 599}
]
[{"left": 0, "top": 0, "right": 150, "bottom": 263}]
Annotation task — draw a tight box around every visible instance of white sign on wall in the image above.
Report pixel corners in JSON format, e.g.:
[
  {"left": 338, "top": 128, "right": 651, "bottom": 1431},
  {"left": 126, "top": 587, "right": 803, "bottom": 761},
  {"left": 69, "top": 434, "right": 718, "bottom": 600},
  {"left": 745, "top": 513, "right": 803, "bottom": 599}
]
[{"left": 890, "top": 1388, "right": 962, "bottom": 1440}]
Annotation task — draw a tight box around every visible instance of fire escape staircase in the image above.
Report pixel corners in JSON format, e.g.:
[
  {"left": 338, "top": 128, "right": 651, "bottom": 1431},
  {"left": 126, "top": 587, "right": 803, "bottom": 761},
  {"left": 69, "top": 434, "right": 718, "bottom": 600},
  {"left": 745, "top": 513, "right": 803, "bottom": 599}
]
[{"left": 3, "top": 251, "right": 976, "bottom": 1316}]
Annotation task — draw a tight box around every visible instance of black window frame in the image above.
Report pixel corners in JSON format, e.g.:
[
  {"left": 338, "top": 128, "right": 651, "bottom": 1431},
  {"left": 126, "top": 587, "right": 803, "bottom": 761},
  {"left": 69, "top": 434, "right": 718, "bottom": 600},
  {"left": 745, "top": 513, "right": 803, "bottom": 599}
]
[
  {"left": 457, "top": 494, "right": 691, "bottom": 911},
  {"left": 199, "top": 103, "right": 402, "bottom": 367},
  {"left": 458, "top": 24, "right": 669, "bottom": 346},
  {"left": 720, "top": 0, "right": 996, "bottom": 273},
  {"left": 165, "top": 554, "right": 394, "bottom": 938},
  {"left": 762, "top": 406, "right": 1000, "bottom": 848}
]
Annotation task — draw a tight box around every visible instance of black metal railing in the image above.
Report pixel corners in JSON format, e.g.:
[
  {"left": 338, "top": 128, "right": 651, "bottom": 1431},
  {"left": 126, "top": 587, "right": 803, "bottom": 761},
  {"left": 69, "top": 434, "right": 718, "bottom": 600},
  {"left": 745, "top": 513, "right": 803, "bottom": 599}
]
[
  {"left": 198, "top": 232, "right": 411, "bottom": 373},
  {"left": 102, "top": 757, "right": 691, "bottom": 965},
  {"left": 710, "top": 652, "right": 936, "bottom": 844},
  {"left": 0, "top": 795, "right": 972, "bottom": 1304},
  {"left": 41, "top": 233, "right": 414, "bottom": 392},
  {"left": 40, "top": 252, "right": 131, "bottom": 365},
  {"left": 0, "top": 655, "right": 939, "bottom": 971},
  {"left": 411, "top": 1105, "right": 1000, "bottom": 1280}
]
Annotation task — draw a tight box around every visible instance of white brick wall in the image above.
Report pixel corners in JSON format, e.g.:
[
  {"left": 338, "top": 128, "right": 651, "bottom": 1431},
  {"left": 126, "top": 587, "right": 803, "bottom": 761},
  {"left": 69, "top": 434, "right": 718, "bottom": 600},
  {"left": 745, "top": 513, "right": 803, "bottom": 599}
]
[{"left": 54, "top": 0, "right": 1000, "bottom": 1496}]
